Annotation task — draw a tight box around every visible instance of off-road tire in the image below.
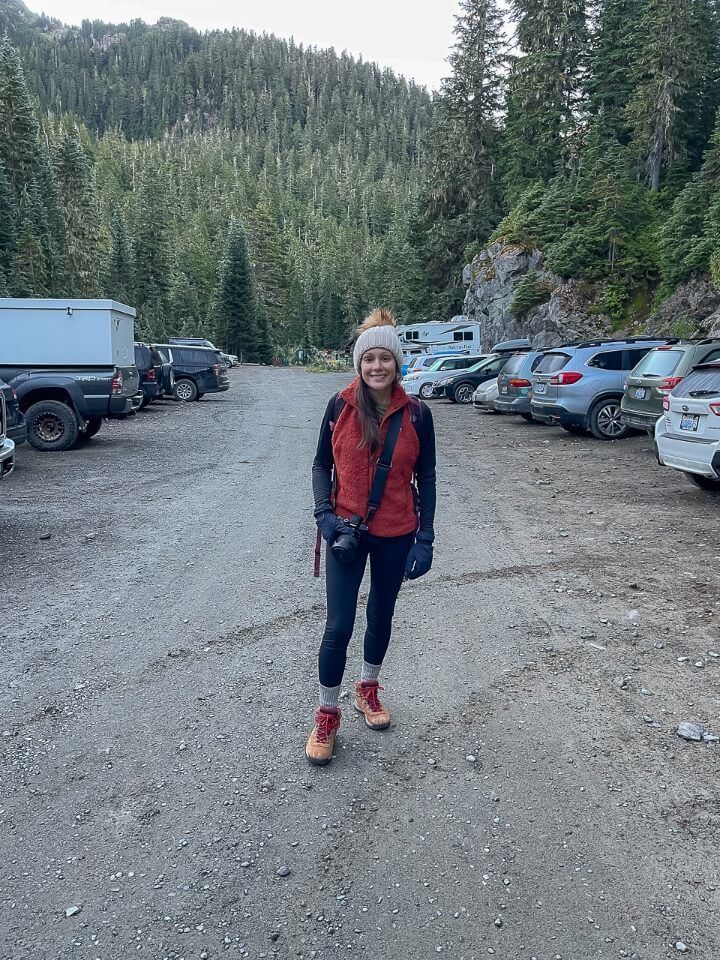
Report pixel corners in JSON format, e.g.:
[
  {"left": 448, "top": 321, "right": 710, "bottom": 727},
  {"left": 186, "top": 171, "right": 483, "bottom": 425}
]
[
  {"left": 78, "top": 417, "right": 102, "bottom": 442},
  {"left": 173, "top": 379, "right": 198, "bottom": 403},
  {"left": 589, "top": 398, "right": 629, "bottom": 441},
  {"left": 25, "top": 400, "right": 79, "bottom": 452},
  {"left": 685, "top": 472, "right": 720, "bottom": 493}
]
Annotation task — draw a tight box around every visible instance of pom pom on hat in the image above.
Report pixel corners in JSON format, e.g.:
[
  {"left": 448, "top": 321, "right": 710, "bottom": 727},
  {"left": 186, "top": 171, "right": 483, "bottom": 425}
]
[{"left": 352, "top": 308, "right": 405, "bottom": 373}]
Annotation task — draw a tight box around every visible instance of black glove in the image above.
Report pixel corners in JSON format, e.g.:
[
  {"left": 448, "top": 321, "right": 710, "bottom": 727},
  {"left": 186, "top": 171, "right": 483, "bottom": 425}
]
[
  {"left": 315, "top": 510, "right": 347, "bottom": 544},
  {"left": 405, "top": 530, "right": 434, "bottom": 580}
]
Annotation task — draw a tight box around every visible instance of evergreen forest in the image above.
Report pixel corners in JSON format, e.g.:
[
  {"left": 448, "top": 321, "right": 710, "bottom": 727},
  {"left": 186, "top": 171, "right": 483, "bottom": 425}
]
[{"left": 2, "top": 0, "right": 720, "bottom": 356}]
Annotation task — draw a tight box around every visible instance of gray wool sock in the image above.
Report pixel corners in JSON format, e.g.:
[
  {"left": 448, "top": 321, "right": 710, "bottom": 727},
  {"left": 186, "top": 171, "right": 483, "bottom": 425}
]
[
  {"left": 318, "top": 684, "right": 341, "bottom": 710},
  {"left": 360, "top": 660, "right": 382, "bottom": 683}
]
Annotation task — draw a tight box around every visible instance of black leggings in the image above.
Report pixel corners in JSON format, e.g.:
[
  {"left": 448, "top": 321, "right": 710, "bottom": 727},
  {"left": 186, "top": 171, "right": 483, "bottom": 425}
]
[{"left": 318, "top": 532, "right": 415, "bottom": 687}]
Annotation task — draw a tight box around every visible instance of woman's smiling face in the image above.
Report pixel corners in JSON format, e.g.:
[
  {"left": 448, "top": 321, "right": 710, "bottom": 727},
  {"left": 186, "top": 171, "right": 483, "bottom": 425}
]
[{"left": 360, "top": 348, "right": 397, "bottom": 393}]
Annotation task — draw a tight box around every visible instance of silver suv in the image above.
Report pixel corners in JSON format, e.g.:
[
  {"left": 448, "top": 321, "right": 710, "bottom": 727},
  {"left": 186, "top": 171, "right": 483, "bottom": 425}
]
[{"left": 530, "top": 338, "right": 668, "bottom": 440}]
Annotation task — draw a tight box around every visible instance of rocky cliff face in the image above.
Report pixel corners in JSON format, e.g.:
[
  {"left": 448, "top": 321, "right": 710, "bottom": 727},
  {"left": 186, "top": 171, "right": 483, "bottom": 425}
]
[
  {"left": 463, "top": 243, "right": 612, "bottom": 349},
  {"left": 464, "top": 242, "right": 720, "bottom": 349}
]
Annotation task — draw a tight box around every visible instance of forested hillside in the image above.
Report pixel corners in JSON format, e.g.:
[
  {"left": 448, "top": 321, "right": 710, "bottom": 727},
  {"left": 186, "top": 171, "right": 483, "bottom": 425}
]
[
  {"left": 421, "top": 0, "right": 720, "bottom": 331},
  {"left": 0, "top": 0, "right": 432, "bottom": 357}
]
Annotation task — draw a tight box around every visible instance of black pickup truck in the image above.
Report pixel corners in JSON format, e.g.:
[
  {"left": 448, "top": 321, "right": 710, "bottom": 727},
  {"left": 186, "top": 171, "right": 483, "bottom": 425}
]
[{"left": 0, "top": 364, "right": 140, "bottom": 451}]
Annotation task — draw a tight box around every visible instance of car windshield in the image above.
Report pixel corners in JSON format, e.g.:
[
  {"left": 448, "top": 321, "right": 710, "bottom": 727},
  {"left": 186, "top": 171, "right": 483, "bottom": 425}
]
[
  {"left": 633, "top": 349, "right": 684, "bottom": 377},
  {"left": 468, "top": 354, "right": 499, "bottom": 373},
  {"left": 535, "top": 352, "right": 570, "bottom": 374}
]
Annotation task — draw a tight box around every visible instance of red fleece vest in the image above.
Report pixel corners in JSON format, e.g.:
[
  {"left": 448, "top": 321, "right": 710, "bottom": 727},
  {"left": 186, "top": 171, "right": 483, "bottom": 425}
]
[{"left": 332, "top": 379, "right": 420, "bottom": 538}]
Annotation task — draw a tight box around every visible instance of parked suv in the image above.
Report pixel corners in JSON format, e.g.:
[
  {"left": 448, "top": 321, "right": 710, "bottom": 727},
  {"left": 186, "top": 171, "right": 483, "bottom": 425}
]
[
  {"left": 154, "top": 344, "right": 230, "bottom": 402},
  {"left": 495, "top": 350, "right": 546, "bottom": 420},
  {"left": 402, "top": 354, "right": 487, "bottom": 398},
  {"left": 655, "top": 360, "right": 720, "bottom": 493},
  {"left": 531, "top": 338, "right": 668, "bottom": 439},
  {"left": 622, "top": 339, "right": 720, "bottom": 434},
  {"left": 0, "top": 387, "right": 15, "bottom": 480}
]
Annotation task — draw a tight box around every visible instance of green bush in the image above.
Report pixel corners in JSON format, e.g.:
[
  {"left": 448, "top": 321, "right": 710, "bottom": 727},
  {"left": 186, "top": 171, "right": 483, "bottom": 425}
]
[{"left": 510, "top": 271, "right": 552, "bottom": 316}]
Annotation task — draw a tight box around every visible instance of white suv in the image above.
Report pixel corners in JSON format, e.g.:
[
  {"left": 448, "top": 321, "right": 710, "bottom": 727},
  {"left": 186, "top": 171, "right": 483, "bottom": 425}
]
[
  {"left": 655, "top": 361, "right": 720, "bottom": 493},
  {"left": 402, "top": 354, "right": 487, "bottom": 399}
]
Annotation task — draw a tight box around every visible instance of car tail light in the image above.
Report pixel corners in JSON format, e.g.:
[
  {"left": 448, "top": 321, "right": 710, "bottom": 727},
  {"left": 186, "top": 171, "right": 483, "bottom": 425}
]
[
  {"left": 549, "top": 371, "right": 583, "bottom": 386},
  {"left": 111, "top": 370, "right": 123, "bottom": 395},
  {"left": 508, "top": 378, "right": 532, "bottom": 388},
  {"left": 213, "top": 363, "right": 222, "bottom": 375},
  {"left": 710, "top": 402, "right": 720, "bottom": 416},
  {"left": 656, "top": 376, "right": 684, "bottom": 394},
  {"left": 146, "top": 367, "right": 156, "bottom": 381},
  {"left": 662, "top": 396, "right": 670, "bottom": 411}
]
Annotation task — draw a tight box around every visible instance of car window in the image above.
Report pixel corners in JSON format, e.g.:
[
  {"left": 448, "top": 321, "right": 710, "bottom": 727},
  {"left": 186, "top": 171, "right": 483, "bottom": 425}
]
[
  {"left": 468, "top": 354, "right": 499, "bottom": 373},
  {"left": 587, "top": 350, "right": 624, "bottom": 370},
  {"left": 698, "top": 347, "right": 720, "bottom": 364},
  {"left": 483, "top": 356, "right": 507, "bottom": 375},
  {"left": 501, "top": 353, "right": 527, "bottom": 376},
  {"left": 672, "top": 366, "right": 720, "bottom": 396},
  {"left": 530, "top": 354, "right": 544, "bottom": 372},
  {"left": 625, "top": 348, "right": 654, "bottom": 369},
  {"left": 631, "top": 348, "right": 684, "bottom": 377},
  {"left": 155, "top": 347, "right": 169, "bottom": 362},
  {"left": 535, "top": 352, "right": 570, "bottom": 374}
]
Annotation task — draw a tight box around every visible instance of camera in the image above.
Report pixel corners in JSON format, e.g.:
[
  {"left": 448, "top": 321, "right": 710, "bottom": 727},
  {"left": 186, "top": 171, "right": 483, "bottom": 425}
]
[{"left": 330, "top": 515, "right": 368, "bottom": 565}]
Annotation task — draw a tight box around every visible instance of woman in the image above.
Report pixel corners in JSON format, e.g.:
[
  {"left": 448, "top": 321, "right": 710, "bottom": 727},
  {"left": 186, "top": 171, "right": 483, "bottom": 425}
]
[{"left": 308, "top": 308, "right": 437, "bottom": 765}]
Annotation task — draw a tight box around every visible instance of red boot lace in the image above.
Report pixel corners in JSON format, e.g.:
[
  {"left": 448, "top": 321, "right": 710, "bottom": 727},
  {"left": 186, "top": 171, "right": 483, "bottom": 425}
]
[
  {"left": 360, "top": 683, "right": 384, "bottom": 713},
  {"left": 315, "top": 710, "right": 339, "bottom": 744}
]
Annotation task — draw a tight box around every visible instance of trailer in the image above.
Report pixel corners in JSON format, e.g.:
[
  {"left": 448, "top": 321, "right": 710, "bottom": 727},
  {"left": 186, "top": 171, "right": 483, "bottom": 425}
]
[{"left": 397, "top": 318, "right": 482, "bottom": 356}]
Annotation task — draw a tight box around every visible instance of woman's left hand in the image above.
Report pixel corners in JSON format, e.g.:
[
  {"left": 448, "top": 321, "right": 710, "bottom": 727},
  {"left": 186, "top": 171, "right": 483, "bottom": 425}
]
[{"left": 405, "top": 531, "right": 434, "bottom": 580}]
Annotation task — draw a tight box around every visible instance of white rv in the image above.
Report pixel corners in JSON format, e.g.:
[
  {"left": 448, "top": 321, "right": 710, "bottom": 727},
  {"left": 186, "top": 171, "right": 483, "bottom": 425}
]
[{"left": 397, "top": 318, "right": 482, "bottom": 358}]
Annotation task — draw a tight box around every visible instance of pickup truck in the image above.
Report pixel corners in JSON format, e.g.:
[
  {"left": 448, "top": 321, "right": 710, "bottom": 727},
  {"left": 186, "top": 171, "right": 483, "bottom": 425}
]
[
  {"left": 0, "top": 299, "right": 140, "bottom": 452},
  {"left": 0, "top": 365, "right": 140, "bottom": 451}
]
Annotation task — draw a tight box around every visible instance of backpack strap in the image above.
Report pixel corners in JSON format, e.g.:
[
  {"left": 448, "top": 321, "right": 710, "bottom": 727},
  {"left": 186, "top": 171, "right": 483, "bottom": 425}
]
[{"left": 365, "top": 408, "right": 404, "bottom": 522}]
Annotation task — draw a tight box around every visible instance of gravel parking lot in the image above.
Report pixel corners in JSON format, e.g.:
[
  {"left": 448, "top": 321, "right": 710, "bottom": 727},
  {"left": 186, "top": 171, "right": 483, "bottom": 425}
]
[{"left": 1, "top": 365, "right": 719, "bottom": 960}]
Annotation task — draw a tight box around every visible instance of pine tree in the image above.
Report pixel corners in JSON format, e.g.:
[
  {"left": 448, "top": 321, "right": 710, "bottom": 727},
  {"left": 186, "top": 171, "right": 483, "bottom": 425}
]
[
  {"left": 213, "top": 217, "right": 260, "bottom": 362},
  {"left": 586, "top": 0, "right": 643, "bottom": 142},
  {"left": 249, "top": 195, "right": 287, "bottom": 341},
  {"left": 106, "top": 208, "right": 135, "bottom": 304},
  {"left": 131, "top": 159, "right": 172, "bottom": 320},
  {"left": 0, "top": 37, "right": 41, "bottom": 197},
  {"left": 625, "top": 0, "right": 720, "bottom": 191},
  {"left": 502, "top": 0, "right": 588, "bottom": 201},
  {"left": 415, "top": 0, "right": 508, "bottom": 316},
  {"left": 54, "top": 128, "right": 101, "bottom": 295},
  {"left": 0, "top": 161, "right": 17, "bottom": 290}
]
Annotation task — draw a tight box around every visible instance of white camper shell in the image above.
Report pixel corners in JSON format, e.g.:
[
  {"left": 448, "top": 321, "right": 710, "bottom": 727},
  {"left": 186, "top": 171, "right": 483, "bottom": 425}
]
[{"left": 0, "top": 299, "right": 136, "bottom": 367}]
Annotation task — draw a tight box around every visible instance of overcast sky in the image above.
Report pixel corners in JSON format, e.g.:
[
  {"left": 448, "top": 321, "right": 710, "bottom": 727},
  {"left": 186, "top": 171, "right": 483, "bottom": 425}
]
[{"left": 32, "top": 0, "right": 462, "bottom": 91}]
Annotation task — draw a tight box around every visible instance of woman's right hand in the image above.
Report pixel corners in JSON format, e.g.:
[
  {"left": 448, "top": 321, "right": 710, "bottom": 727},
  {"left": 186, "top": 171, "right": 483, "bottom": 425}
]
[{"left": 316, "top": 510, "right": 345, "bottom": 544}]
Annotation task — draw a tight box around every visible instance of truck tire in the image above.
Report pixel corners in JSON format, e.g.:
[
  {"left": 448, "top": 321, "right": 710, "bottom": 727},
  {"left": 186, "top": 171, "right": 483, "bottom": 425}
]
[
  {"left": 589, "top": 397, "right": 628, "bottom": 440},
  {"left": 26, "top": 400, "right": 79, "bottom": 452},
  {"left": 78, "top": 417, "right": 102, "bottom": 442},
  {"left": 173, "top": 379, "right": 197, "bottom": 402}
]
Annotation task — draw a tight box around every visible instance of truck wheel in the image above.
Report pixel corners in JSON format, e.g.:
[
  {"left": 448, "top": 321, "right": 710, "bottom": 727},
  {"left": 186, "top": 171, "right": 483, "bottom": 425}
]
[
  {"left": 26, "top": 400, "right": 79, "bottom": 452},
  {"left": 173, "top": 379, "right": 197, "bottom": 402},
  {"left": 589, "top": 398, "right": 628, "bottom": 440},
  {"left": 78, "top": 417, "right": 102, "bottom": 442}
]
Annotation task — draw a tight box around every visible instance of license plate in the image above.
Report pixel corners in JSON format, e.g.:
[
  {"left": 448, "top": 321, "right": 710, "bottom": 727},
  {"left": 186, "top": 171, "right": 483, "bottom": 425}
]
[
  {"left": 680, "top": 414, "right": 699, "bottom": 432},
  {"left": 534, "top": 382, "right": 547, "bottom": 395},
  {"left": 632, "top": 387, "right": 646, "bottom": 399}
]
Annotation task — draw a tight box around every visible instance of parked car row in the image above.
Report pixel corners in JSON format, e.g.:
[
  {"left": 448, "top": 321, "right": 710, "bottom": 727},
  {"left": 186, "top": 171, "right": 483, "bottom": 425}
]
[
  {"left": 0, "top": 300, "right": 234, "bottom": 481},
  {"left": 412, "top": 335, "right": 720, "bottom": 497}
]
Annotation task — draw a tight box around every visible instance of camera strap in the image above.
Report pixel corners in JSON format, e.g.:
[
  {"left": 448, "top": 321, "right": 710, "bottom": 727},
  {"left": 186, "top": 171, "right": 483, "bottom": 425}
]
[{"left": 365, "top": 407, "right": 404, "bottom": 521}]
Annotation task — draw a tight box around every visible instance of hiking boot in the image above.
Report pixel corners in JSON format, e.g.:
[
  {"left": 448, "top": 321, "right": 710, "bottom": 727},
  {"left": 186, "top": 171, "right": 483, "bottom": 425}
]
[
  {"left": 305, "top": 707, "right": 341, "bottom": 766},
  {"left": 354, "top": 680, "right": 391, "bottom": 730}
]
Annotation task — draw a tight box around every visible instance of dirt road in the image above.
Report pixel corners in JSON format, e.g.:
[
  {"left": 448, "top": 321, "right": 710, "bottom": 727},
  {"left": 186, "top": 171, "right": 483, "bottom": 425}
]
[{"left": 1, "top": 365, "right": 718, "bottom": 960}]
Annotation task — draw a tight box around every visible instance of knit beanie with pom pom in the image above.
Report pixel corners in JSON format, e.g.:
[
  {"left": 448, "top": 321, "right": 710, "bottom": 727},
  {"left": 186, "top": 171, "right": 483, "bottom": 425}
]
[{"left": 352, "top": 308, "right": 405, "bottom": 374}]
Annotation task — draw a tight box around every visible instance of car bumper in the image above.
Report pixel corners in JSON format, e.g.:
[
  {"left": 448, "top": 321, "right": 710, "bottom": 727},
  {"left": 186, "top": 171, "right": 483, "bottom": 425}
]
[
  {"left": 620, "top": 409, "right": 660, "bottom": 432},
  {"left": 473, "top": 397, "right": 497, "bottom": 410},
  {"left": 530, "top": 401, "right": 586, "bottom": 428},
  {"left": 108, "top": 395, "right": 137, "bottom": 419},
  {"left": 401, "top": 380, "right": 422, "bottom": 396},
  {"left": 494, "top": 395, "right": 531, "bottom": 415},
  {"left": 656, "top": 428, "right": 720, "bottom": 479},
  {"left": 0, "top": 438, "right": 15, "bottom": 479}
]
